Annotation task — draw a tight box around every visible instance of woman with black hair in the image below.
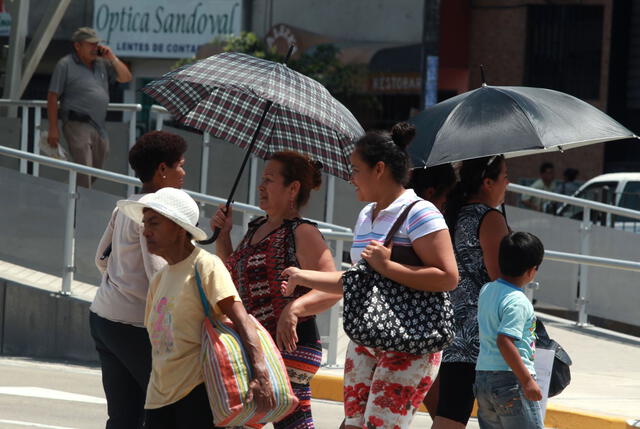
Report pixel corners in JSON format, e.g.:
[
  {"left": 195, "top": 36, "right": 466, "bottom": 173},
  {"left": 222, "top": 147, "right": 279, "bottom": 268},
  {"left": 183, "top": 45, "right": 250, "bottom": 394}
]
[
  {"left": 407, "top": 164, "right": 457, "bottom": 212},
  {"left": 91, "top": 131, "right": 188, "bottom": 429},
  {"left": 431, "top": 155, "right": 510, "bottom": 429},
  {"left": 281, "top": 123, "right": 458, "bottom": 429}
]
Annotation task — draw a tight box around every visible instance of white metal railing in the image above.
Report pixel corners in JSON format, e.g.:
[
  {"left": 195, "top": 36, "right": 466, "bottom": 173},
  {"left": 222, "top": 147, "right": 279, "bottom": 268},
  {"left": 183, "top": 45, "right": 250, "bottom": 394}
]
[
  {"left": 0, "top": 145, "right": 350, "bottom": 365},
  {"left": 0, "top": 99, "right": 142, "bottom": 195},
  {"left": 509, "top": 183, "right": 640, "bottom": 221},
  {"left": 508, "top": 183, "right": 640, "bottom": 325},
  {"left": 4, "top": 142, "right": 640, "bottom": 361}
]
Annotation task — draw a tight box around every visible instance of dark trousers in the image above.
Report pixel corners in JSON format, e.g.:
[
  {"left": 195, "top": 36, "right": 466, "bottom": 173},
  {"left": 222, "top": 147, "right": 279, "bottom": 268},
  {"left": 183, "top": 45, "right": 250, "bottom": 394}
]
[
  {"left": 90, "top": 311, "right": 152, "bottom": 429},
  {"left": 144, "top": 384, "right": 220, "bottom": 429}
]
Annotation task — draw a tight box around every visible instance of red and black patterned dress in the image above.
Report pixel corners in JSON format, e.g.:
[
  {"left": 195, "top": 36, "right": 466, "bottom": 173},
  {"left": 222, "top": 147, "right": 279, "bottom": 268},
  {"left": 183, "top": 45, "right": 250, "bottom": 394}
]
[{"left": 225, "top": 216, "right": 322, "bottom": 429}]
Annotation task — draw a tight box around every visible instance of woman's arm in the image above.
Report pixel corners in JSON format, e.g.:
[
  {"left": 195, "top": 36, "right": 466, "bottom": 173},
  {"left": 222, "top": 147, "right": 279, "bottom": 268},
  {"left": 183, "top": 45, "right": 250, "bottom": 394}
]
[
  {"left": 362, "top": 229, "right": 459, "bottom": 292},
  {"left": 479, "top": 210, "right": 510, "bottom": 281},
  {"left": 218, "top": 296, "right": 276, "bottom": 411},
  {"left": 281, "top": 268, "right": 344, "bottom": 296},
  {"left": 277, "top": 289, "right": 342, "bottom": 352},
  {"left": 210, "top": 205, "right": 234, "bottom": 262},
  {"left": 277, "top": 224, "right": 342, "bottom": 351},
  {"left": 293, "top": 223, "right": 341, "bottom": 304}
]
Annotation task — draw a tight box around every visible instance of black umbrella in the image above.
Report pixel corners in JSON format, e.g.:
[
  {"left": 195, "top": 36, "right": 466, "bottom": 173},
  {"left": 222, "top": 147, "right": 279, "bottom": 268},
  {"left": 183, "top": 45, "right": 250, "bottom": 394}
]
[
  {"left": 408, "top": 84, "right": 637, "bottom": 168},
  {"left": 141, "top": 49, "right": 364, "bottom": 243}
]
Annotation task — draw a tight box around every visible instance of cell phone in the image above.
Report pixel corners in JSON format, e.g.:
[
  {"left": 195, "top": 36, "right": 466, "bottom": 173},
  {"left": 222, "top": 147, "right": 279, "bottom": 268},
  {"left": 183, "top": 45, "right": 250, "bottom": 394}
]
[
  {"left": 97, "top": 46, "right": 104, "bottom": 56},
  {"left": 100, "top": 243, "right": 112, "bottom": 260}
]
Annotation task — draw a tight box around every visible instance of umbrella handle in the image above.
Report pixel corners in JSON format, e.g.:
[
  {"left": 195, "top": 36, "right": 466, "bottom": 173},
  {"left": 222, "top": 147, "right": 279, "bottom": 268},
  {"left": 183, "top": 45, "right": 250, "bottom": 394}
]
[
  {"left": 201, "top": 228, "right": 220, "bottom": 245},
  {"left": 197, "top": 100, "right": 273, "bottom": 246},
  {"left": 198, "top": 200, "right": 231, "bottom": 245},
  {"left": 285, "top": 44, "right": 295, "bottom": 63}
]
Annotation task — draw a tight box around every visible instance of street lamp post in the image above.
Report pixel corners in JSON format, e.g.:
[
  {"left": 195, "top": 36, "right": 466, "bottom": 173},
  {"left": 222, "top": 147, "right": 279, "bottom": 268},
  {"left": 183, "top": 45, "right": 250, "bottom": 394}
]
[{"left": 420, "top": 0, "right": 440, "bottom": 110}]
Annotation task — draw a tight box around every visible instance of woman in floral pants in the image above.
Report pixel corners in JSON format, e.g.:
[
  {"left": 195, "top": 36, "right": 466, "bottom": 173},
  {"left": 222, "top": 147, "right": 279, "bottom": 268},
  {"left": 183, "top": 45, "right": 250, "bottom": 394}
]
[
  {"left": 344, "top": 344, "right": 442, "bottom": 428},
  {"left": 282, "top": 123, "right": 458, "bottom": 428}
]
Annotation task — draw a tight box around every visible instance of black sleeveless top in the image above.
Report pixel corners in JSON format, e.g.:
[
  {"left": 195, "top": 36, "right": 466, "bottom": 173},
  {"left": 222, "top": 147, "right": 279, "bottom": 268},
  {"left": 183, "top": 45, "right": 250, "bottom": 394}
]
[{"left": 443, "top": 203, "right": 504, "bottom": 363}]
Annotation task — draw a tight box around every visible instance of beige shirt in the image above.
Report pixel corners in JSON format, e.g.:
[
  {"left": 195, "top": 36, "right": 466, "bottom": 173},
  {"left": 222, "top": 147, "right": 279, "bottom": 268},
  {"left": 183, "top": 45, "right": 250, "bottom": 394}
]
[
  {"left": 144, "top": 247, "right": 240, "bottom": 409},
  {"left": 92, "top": 194, "right": 166, "bottom": 326}
]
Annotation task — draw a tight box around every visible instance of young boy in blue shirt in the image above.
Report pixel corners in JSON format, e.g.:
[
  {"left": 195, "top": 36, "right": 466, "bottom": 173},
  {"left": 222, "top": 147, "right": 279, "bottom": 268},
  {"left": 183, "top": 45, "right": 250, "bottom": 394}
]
[{"left": 475, "top": 231, "right": 545, "bottom": 429}]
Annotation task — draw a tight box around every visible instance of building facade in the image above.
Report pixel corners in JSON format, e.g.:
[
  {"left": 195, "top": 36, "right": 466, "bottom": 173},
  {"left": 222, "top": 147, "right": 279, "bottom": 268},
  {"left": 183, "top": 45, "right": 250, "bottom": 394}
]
[{"left": 2, "top": 0, "right": 637, "bottom": 184}]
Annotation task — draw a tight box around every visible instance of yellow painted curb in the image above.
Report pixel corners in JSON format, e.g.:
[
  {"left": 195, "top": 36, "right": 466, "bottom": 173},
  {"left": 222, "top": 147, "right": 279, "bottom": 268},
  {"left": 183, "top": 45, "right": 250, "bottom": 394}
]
[
  {"left": 310, "top": 373, "right": 343, "bottom": 403},
  {"left": 310, "top": 373, "right": 635, "bottom": 429},
  {"left": 544, "top": 405, "right": 635, "bottom": 429}
]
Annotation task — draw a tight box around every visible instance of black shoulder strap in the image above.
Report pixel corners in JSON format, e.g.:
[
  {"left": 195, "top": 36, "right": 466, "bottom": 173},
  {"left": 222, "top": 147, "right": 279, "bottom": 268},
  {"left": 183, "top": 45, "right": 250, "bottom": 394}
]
[{"left": 383, "top": 200, "right": 421, "bottom": 247}]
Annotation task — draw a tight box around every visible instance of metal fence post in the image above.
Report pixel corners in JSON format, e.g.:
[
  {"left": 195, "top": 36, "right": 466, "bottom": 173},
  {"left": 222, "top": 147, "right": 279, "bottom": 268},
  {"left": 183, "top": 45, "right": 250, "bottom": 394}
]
[
  {"left": 577, "top": 207, "right": 591, "bottom": 326},
  {"left": 325, "top": 175, "right": 336, "bottom": 223},
  {"left": 19, "top": 106, "right": 29, "bottom": 173},
  {"left": 33, "top": 106, "right": 41, "bottom": 176},
  {"left": 200, "top": 133, "right": 210, "bottom": 195},
  {"left": 325, "top": 238, "right": 344, "bottom": 368},
  {"left": 524, "top": 281, "right": 539, "bottom": 303},
  {"left": 242, "top": 156, "right": 259, "bottom": 234},
  {"left": 127, "top": 111, "right": 138, "bottom": 196},
  {"left": 61, "top": 170, "right": 77, "bottom": 295},
  {"left": 155, "top": 112, "right": 164, "bottom": 131}
]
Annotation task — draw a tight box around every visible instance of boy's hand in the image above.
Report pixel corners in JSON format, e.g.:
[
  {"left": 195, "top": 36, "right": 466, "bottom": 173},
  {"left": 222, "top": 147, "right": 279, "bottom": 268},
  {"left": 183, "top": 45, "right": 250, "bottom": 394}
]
[
  {"left": 522, "top": 377, "right": 542, "bottom": 401},
  {"left": 280, "top": 267, "right": 302, "bottom": 297}
]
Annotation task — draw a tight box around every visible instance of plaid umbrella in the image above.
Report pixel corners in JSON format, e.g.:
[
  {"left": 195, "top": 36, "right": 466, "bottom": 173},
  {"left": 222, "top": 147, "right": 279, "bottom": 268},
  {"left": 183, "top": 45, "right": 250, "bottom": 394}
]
[{"left": 141, "top": 51, "right": 364, "bottom": 181}]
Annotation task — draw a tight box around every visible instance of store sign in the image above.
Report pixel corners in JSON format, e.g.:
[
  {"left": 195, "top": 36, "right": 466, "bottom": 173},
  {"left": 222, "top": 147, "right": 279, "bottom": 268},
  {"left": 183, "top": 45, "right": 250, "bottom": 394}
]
[
  {"left": 265, "top": 24, "right": 299, "bottom": 56},
  {"left": 93, "top": 0, "right": 242, "bottom": 58},
  {"left": 369, "top": 73, "right": 422, "bottom": 94}
]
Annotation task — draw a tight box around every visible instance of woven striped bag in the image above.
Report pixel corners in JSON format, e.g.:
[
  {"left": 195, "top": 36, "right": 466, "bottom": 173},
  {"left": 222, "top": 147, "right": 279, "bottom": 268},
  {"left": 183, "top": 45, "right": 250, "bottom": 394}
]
[{"left": 195, "top": 267, "right": 298, "bottom": 427}]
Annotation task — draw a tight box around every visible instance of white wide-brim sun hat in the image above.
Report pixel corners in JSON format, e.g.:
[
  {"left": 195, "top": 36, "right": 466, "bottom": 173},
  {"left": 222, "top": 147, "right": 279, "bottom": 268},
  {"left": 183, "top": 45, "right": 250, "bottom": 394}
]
[{"left": 117, "top": 187, "right": 208, "bottom": 241}]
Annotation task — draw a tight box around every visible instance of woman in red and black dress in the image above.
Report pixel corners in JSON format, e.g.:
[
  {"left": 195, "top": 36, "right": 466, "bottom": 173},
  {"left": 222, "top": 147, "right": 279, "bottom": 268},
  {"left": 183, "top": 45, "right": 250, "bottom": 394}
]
[{"left": 211, "top": 151, "right": 340, "bottom": 429}]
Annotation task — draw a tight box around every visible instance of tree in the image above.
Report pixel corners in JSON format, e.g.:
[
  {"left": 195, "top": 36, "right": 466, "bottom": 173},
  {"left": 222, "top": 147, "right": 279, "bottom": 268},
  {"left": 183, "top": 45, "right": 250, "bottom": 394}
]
[{"left": 173, "top": 32, "right": 379, "bottom": 115}]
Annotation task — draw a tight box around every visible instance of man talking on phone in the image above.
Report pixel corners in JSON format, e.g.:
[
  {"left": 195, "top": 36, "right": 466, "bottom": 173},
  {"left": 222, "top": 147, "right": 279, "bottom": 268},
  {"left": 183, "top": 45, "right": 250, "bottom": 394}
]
[{"left": 47, "top": 27, "right": 132, "bottom": 188}]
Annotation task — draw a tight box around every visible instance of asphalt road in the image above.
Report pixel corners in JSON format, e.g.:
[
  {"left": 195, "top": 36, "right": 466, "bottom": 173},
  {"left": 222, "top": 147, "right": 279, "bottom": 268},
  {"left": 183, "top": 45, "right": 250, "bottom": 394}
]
[{"left": 0, "top": 356, "right": 483, "bottom": 429}]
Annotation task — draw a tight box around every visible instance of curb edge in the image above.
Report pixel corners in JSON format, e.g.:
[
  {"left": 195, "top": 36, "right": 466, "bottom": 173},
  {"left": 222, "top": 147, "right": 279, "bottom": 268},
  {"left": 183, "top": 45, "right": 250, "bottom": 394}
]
[{"left": 310, "top": 373, "right": 635, "bottom": 429}]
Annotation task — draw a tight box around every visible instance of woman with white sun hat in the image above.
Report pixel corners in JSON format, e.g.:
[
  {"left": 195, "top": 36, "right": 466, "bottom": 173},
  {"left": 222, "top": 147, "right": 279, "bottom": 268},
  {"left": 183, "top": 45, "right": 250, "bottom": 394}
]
[{"left": 118, "top": 187, "right": 275, "bottom": 428}]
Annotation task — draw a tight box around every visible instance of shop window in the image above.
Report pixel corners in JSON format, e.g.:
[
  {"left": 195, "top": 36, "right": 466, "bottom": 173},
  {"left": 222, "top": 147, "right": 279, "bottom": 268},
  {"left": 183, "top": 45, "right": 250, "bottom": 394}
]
[
  {"left": 366, "top": 90, "right": 456, "bottom": 131},
  {"left": 525, "top": 5, "right": 603, "bottom": 100}
]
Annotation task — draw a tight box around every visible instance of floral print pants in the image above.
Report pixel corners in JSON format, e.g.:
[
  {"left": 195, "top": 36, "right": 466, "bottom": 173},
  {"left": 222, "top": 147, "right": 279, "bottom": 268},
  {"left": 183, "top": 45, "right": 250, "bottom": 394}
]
[{"left": 343, "top": 341, "right": 441, "bottom": 429}]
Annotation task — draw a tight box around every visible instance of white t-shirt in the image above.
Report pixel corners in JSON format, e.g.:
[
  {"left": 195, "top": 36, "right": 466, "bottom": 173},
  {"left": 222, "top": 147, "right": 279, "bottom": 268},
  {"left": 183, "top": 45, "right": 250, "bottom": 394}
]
[
  {"left": 91, "top": 194, "right": 166, "bottom": 327},
  {"left": 350, "top": 189, "right": 448, "bottom": 263}
]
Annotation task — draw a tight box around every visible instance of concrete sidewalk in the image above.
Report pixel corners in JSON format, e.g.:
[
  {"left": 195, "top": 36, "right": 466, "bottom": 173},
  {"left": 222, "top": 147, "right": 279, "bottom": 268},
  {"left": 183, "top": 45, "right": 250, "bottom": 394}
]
[{"left": 312, "top": 313, "right": 640, "bottom": 429}]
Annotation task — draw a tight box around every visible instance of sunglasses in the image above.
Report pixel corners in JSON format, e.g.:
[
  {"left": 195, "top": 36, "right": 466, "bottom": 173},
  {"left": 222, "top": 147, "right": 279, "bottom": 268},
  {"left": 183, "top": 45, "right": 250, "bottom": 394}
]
[{"left": 480, "top": 155, "right": 501, "bottom": 179}]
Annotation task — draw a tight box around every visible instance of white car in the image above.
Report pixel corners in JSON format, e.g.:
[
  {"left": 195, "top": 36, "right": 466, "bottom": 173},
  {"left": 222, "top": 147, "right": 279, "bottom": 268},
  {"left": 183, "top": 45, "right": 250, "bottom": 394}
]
[{"left": 556, "top": 172, "right": 640, "bottom": 232}]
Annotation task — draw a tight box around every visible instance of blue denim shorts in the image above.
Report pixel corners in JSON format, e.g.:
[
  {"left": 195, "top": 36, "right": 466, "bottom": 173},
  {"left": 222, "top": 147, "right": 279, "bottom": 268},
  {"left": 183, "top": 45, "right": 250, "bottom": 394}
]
[{"left": 474, "top": 371, "right": 544, "bottom": 429}]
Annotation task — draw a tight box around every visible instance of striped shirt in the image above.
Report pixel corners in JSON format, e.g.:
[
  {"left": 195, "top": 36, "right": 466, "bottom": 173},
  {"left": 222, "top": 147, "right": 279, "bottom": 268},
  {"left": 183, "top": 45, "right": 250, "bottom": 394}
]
[{"left": 350, "top": 189, "right": 448, "bottom": 263}]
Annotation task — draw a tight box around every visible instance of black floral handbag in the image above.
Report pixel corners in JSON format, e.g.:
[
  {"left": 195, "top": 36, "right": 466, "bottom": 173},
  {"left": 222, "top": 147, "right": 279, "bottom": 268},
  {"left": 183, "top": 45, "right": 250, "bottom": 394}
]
[{"left": 342, "top": 201, "right": 455, "bottom": 355}]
